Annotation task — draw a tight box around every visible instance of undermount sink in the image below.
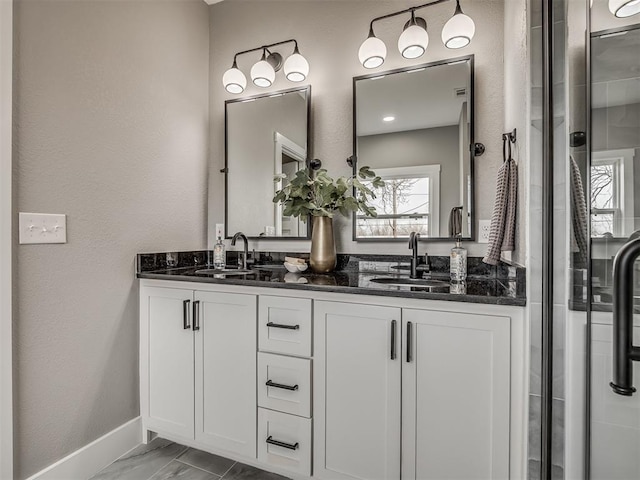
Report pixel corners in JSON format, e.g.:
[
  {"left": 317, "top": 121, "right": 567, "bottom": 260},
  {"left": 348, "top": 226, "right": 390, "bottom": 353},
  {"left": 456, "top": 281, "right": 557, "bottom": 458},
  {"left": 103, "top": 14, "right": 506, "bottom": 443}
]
[
  {"left": 194, "top": 268, "right": 253, "bottom": 275},
  {"left": 370, "top": 277, "right": 449, "bottom": 289}
]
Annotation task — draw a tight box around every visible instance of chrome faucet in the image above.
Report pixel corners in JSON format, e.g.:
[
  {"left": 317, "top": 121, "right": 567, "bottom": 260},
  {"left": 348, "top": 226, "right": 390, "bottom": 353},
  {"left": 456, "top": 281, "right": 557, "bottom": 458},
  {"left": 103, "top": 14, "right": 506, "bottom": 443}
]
[
  {"left": 231, "top": 232, "right": 250, "bottom": 269},
  {"left": 409, "top": 231, "right": 429, "bottom": 279}
]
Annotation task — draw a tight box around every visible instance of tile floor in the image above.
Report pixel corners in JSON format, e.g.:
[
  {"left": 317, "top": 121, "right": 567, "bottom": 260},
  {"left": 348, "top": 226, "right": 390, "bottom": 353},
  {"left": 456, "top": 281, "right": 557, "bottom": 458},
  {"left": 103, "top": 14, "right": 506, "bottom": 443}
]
[{"left": 90, "top": 437, "right": 290, "bottom": 480}]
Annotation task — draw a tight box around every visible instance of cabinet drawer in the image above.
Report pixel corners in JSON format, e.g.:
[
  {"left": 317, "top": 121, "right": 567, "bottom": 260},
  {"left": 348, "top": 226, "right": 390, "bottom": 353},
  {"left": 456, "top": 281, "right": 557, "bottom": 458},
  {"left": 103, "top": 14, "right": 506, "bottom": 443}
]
[
  {"left": 259, "top": 296, "right": 312, "bottom": 357},
  {"left": 258, "top": 408, "right": 312, "bottom": 476},
  {"left": 258, "top": 352, "right": 311, "bottom": 418}
]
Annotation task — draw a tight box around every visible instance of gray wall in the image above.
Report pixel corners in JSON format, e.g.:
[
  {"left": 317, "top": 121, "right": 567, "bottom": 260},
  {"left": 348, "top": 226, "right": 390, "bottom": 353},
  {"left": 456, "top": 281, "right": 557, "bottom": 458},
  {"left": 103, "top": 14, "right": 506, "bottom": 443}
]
[
  {"left": 12, "top": 1, "right": 209, "bottom": 478},
  {"left": 209, "top": 0, "right": 509, "bottom": 258},
  {"left": 357, "top": 126, "right": 460, "bottom": 236}
]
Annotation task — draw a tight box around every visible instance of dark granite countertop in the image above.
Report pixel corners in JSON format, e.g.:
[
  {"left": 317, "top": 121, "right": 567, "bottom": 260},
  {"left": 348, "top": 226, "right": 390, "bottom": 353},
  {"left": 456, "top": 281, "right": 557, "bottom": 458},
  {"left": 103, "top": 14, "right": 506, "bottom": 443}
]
[{"left": 136, "top": 251, "right": 526, "bottom": 307}]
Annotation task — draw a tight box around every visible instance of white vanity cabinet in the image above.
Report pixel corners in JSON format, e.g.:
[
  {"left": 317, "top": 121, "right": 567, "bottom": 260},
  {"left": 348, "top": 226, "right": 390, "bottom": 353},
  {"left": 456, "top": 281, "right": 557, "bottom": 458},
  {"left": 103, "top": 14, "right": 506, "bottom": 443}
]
[
  {"left": 313, "top": 301, "right": 511, "bottom": 480},
  {"left": 139, "top": 279, "right": 526, "bottom": 480},
  {"left": 140, "top": 285, "right": 257, "bottom": 458}
]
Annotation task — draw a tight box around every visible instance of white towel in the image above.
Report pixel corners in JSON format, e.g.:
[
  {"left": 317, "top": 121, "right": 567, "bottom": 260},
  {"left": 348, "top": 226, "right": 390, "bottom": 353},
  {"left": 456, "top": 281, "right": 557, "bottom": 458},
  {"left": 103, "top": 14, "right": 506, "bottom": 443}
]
[{"left": 483, "top": 158, "right": 518, "bottom": 265}]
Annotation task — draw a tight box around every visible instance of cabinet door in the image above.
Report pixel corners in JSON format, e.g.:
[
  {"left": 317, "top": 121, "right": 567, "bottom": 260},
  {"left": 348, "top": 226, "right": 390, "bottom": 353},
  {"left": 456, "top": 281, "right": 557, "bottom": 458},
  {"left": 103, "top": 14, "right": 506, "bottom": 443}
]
[
  {"left": 142, "top": 286, "right": 195, "bottom": 439},
  {"left": 314, "top": 301, "right": 401, "bottom": 480},
  {"left": 194, "top": 290, "right": 257, "bottom": 458},
  {"left": 402, "top": 309, "right": 510, "bottom": 480}
]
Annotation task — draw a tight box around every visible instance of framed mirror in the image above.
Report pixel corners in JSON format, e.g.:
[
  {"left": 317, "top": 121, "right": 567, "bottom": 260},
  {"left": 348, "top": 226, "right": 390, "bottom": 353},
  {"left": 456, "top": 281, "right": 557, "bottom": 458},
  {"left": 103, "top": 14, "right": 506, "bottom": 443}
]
[
  {"left": 352, "top": 55, "right": 475, "bottom": 241},
  {"left": 590, "top": 26, "right": 640, "bottom": 240},
  {"left": 225, "top": 86, "right": 311, "bottom": 239}
]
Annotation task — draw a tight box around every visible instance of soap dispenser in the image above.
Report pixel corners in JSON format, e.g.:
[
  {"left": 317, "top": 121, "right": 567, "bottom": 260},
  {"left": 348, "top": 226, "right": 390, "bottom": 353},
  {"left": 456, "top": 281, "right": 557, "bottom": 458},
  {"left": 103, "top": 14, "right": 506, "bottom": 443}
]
[
  {"left": 213, "top": 236, "right": 226, "bottom": 269},
  {"left": 450, "top": 236, "right": 467, "bottom": 281}
]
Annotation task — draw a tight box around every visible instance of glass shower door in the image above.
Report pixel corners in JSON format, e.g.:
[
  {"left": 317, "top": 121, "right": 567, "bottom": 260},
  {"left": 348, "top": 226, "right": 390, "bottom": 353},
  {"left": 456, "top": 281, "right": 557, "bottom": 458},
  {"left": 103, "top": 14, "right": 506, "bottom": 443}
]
[{"left": 589, "top": 22, "right": 640, "bottom": 480}]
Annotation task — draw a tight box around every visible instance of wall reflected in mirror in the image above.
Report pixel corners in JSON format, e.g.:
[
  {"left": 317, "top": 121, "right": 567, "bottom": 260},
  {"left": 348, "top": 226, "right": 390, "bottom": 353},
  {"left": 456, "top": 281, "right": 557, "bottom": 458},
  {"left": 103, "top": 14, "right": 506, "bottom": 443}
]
[
  {"left": 590, "top": 26, "right": 640, "bottom": 240},
  {"left": 225, "top": 87, "right": 310, "bottom": 238},
  {"left": 353, "top": 57, "right": 474, "bottom": 241}
]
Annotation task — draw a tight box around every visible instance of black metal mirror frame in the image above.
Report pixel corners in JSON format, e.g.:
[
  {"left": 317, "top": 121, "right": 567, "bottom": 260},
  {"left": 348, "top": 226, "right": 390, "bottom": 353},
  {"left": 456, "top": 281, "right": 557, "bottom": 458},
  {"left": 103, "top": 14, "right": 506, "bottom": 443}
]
[
  {"left": 224, "top": 85, "right": 312, "bottom": 240},
  {"left": 351, "top": 54, "right": 477, "bottom": 242}
]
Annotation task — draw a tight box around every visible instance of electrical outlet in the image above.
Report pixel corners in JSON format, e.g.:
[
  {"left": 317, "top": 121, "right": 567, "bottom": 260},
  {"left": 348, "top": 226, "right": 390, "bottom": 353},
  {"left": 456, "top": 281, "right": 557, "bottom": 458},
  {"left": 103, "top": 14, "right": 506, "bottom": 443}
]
[
  {"left": 478, "top": 220, "right": 491, "bottom": 243},
  {"left": 215, "top": 223, "right": 224, "bottom": 240},
  {"left": 19, "top": 212, "right": 67, "bottom": 244}
]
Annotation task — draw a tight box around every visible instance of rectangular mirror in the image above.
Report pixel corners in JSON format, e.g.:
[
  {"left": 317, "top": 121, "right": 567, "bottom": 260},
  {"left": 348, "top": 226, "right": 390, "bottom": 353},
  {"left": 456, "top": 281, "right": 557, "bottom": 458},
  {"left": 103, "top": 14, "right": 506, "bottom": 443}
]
[
  {"left": 590, "top": 27, "right": 640, "bottom": 240},
  {"left": 352, "top": 56, "right": 474, "bottom": 241},
  {"left": 225, "top": 86, "right": 310, "bottom": 239}
]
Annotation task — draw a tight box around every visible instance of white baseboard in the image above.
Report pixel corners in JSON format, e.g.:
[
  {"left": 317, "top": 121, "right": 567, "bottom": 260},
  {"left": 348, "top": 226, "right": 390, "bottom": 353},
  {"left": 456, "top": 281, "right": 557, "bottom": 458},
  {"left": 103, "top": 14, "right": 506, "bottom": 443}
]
[{"left": 26, "top": 417, "right": 142, "bottom": 480}]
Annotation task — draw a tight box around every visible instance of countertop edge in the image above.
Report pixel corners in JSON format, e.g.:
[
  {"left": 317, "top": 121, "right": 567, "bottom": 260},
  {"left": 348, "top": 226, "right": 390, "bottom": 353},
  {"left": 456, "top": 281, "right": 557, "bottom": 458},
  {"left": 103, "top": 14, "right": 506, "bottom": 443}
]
[{"left": 137, "top": 272, "right": 527, "bottom": 307}]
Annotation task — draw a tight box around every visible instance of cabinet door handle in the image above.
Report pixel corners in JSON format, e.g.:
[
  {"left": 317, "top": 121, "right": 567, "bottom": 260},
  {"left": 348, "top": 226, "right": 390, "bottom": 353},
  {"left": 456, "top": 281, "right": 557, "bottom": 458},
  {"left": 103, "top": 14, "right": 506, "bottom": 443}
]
[
  {"left": 391, "top": 320, "right": 397, "bottom": 360},
  {"left": 266, "top": 436, "right": 299, "bottom": 450},
  {"left": 183, "top": 300, "right": 191, "bottom": 329},
  {"left": 266, "top": 380, "right": 299, "bottom": 391},
  {"left": 406, "top": 321, "right": 412, "bottom": 363},
  {"left": 266, "top": 322, "right": 299, "bottom": 330},
  {"left": 192, "top": 300, "right": 200, "bottom": 331}
]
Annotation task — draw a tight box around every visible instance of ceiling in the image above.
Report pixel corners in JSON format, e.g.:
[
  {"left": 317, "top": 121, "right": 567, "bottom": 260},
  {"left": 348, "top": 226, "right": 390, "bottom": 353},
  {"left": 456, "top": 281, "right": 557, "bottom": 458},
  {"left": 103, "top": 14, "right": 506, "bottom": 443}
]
[{"left": 356, "top": 61, "right": 470, "bottom": 137}]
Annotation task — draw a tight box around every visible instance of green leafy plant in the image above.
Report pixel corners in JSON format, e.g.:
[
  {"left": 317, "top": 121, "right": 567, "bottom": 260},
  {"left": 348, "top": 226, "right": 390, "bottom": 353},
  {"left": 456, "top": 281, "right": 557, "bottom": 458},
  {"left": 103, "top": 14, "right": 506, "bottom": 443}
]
[{"left": 273, "top": 166, "right": 385, "bottom": 219}]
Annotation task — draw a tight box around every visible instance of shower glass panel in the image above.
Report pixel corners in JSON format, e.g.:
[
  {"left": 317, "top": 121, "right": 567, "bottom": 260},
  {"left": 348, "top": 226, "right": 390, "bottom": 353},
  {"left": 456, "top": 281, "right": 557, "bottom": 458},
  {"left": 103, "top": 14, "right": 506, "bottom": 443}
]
[{"left": 589, "top": 22, "right": 640, "bottom": 480}]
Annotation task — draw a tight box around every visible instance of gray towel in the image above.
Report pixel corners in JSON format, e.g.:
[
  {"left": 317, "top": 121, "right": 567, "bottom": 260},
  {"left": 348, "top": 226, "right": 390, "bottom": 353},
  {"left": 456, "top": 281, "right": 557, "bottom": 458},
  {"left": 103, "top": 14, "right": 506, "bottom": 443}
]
[
  {"left": 570, "top": 156, "right": 588, "bottom": 267},
  {"left": 483, "top": 158, "right": 518, "bottom": 265},
  {"left": 449, "top": 207, "right": 463, "bottom": 237}
]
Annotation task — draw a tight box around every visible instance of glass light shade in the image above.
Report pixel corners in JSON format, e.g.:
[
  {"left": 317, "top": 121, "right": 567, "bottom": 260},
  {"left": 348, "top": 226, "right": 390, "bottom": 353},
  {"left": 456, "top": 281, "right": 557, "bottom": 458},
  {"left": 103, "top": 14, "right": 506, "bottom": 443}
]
[
  {"left": 222, "top": 67, "right": 247, "bottom": 94},
  {"left": 251, "top": 60, "right": 275, "bottom": 88},
  {"left": 398, "top": 24, "right": 429, "bottom": 59},
  {"left": 609, "top": 0, "right": 640, "bottom": 17},
  {"left": 358, "top": 36, "right": 387, "bottom": 69},
  {"left": 442, "top": 12, "right": 476, "bottom": 49},
  {"left": 284, "top": 53, "right": 309, "bottom": 82}
]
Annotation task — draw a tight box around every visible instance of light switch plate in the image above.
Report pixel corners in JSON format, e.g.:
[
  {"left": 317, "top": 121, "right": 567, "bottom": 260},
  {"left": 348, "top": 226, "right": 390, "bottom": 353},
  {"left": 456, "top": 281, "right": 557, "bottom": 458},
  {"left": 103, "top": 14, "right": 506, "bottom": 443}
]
[
  {"left": 19, "top": 213, "right": 67, "bottom": 244},
  {"left": 478, "top": 220, "right": 491, "bottom": 244}
]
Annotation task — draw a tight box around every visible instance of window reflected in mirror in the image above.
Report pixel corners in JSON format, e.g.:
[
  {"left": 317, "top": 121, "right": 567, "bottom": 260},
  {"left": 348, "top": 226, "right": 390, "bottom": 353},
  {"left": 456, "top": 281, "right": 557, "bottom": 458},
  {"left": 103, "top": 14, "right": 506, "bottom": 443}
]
[{"left": 357, "top": 165, "right": 440, "bottom": 238}]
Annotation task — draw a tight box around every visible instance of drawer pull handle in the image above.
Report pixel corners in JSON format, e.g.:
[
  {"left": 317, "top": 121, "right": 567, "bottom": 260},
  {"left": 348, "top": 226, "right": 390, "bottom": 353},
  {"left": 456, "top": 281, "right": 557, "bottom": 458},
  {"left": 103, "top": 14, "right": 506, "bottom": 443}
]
[
  {"left": 266, "top": 436, "right": 299, "bottom": 450},
  {"left": 266, "top": 380, "right": 299, "bottom": 391},
  {"left": 266, "top": 322, "right": 300, "bottom": 330}
]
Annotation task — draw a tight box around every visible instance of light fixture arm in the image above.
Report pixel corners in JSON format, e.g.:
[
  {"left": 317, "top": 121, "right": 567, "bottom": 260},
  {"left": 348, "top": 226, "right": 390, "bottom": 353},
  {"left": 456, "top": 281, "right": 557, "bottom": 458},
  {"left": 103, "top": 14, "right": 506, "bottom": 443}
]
[
  {"left": 231, "top": 39, "right": 299, "bottom": 66},
  {"left": 367, "top": 0, "right": 451, "bottom": 34}
]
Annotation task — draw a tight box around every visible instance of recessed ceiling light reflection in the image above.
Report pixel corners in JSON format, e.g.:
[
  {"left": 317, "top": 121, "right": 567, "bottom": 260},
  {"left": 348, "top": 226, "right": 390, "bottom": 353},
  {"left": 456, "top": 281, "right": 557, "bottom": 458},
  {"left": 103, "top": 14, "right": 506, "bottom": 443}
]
[{"left": 383, "top": 116, "right": 396, "bottom": 122}]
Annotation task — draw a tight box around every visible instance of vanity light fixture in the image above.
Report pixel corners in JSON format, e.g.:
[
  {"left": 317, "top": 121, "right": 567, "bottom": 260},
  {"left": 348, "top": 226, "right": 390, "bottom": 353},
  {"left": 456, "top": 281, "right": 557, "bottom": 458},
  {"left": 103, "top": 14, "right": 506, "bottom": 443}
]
[
  {"left": 609, "top": 0, "right": 640, "bottom": 18},
  {"left": 358, "top": 0, "right": 475, "bottom": 69},
  {"left": 223, "top": 39, "right": 309, "bottom": 94}
]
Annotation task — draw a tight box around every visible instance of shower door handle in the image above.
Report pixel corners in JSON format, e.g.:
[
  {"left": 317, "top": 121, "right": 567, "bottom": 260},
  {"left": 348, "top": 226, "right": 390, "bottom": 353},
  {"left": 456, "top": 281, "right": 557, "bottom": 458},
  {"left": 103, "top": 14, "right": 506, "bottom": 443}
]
[{"left": 610, "top": 236, "right": 640, "bottom": 396}]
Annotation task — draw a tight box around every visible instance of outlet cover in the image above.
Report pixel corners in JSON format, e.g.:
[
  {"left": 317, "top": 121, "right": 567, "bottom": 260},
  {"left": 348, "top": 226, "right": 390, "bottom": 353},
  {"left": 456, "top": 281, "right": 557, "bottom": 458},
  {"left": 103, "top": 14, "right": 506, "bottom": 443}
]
[
  {"left": 19, "top": 212, "right": 67, "bottom": 244},
  {"left": 478, "top": 220, "right": 491, "bottom": 244}
]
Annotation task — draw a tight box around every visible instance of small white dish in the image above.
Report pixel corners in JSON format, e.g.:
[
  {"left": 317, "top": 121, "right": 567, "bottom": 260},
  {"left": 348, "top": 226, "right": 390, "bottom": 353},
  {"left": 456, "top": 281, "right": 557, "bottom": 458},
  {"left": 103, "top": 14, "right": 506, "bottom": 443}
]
[{"left": 284, "top": 262, "right": 308, "bottom": 273}]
